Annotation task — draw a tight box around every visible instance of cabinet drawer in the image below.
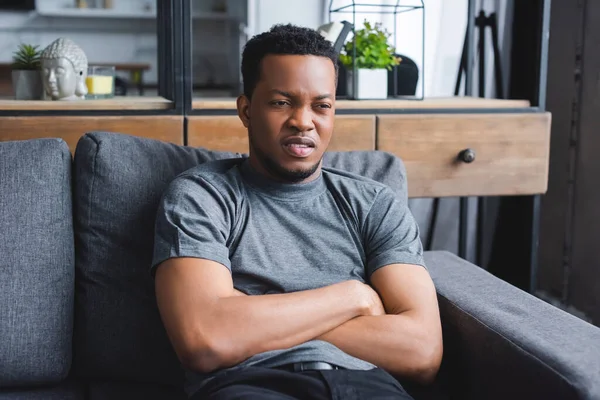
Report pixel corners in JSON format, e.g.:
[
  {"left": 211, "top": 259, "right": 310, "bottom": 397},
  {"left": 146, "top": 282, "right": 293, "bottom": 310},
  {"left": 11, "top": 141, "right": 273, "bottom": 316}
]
[
  {"left": 187, "top": 116, "right": 247, "bottom": 154},
  {"left": 187, "top": 115, "right": 375, "bottom": 153},
  {"left": 377, "top": 113, "right": 551, "bottom": 198},
  {"left": 0, "top": 116, "right": 183, "bottom": 153}
]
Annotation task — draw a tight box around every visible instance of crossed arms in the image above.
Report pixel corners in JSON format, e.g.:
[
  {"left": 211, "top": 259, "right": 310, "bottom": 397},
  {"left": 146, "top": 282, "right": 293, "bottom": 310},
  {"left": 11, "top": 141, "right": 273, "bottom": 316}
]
[{"left": 154, "top": 257, "right": 443, "bottom": 384}]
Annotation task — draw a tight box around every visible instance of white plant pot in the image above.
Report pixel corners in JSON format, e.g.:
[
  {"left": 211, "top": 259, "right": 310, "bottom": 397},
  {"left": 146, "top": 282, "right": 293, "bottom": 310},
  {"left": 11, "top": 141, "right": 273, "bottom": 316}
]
[
  {"left": 12, "top": 69, "right": 43, "bottom": 100},
  {"left": 347, "top": 68, "right": 388, "bottom": 100}
]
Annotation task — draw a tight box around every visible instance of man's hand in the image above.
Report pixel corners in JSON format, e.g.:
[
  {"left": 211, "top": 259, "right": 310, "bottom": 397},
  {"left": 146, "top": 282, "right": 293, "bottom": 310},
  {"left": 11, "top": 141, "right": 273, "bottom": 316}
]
[
  {"left": 360, "top": 282, "right": 385, "bottom": 316},
  {"left": 316, "top": 264, "right": 443, "bottom": 385}
]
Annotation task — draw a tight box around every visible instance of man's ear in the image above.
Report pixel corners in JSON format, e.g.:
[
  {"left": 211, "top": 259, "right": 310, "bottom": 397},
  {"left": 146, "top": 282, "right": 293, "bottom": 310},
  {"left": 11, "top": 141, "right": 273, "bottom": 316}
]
[{"left": 236, "top": 95, "right": 250, "bottom": 128}]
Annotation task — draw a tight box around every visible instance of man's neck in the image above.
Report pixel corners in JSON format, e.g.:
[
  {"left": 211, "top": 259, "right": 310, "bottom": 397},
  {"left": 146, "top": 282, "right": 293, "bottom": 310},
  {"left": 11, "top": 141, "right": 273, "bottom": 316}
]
[{"left": 247, "top": 157, "right": 321, "bottom": 185}]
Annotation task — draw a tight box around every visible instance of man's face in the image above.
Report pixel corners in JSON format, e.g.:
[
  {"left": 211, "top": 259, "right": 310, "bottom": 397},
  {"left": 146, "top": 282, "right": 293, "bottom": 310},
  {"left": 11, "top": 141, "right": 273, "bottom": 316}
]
[{"left": 237, "top": 54, "right": 336, "bottom": 183}]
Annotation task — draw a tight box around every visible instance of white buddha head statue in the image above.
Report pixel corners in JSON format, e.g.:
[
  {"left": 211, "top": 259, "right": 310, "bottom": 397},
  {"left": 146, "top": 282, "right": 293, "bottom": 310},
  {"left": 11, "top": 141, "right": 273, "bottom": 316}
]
[{"left": 41, "top": 38, "right": 88, "bottom": 101}]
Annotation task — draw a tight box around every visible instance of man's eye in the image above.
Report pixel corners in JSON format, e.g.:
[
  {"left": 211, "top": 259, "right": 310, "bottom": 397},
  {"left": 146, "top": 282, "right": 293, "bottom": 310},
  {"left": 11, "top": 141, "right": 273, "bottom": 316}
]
[
  {"left": 271, "top": 100, "right": 289, "bottom": 107},
  {"left": 316, "top": 103, "right": 332, "bottom": 109}
]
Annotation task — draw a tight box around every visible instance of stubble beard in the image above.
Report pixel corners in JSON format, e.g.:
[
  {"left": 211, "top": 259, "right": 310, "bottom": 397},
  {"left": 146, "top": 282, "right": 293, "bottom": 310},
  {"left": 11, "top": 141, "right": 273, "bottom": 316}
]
[{"left": 248, "top": 127, "right": 321, "bottom": 183}]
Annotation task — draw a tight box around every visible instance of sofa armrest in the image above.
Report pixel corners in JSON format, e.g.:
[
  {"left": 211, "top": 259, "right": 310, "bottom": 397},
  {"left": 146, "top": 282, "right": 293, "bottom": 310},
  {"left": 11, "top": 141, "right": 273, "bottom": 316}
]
[
  {"left": 424, "top": 251, "right": 600, "bottom": 400},
  {"left": 0, "top": 139, "right": 74, "bottom": 388}
]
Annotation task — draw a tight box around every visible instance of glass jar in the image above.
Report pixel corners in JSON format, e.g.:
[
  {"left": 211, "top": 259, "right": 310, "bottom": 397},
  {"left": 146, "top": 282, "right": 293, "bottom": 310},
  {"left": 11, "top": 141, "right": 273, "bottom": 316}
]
[{"left": 86, "top": 65, "right": 115, "bottom": 99}]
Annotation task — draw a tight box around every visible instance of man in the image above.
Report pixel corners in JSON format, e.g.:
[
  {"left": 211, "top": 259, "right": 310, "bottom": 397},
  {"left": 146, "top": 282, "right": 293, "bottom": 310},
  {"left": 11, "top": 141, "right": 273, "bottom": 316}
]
[{"left": 152, "top": 24, "right": 442, "bottom": 399}]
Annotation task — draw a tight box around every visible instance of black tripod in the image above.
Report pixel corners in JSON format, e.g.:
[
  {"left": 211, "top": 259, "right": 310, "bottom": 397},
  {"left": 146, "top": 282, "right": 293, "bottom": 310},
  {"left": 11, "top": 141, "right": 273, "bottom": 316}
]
[
  {"left": 426, "top": 10, "right": 504, "bottom": 265},
  {"left": 456, "top": 10, "right": 504, "bottom": 99}
]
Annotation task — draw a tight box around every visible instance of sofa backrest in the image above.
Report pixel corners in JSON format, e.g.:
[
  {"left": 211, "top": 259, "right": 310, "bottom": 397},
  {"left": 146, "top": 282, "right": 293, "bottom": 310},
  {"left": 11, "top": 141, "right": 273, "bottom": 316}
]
[
  {"left": 71, "top": 131, "right": 408, "bottom": 387},
  {"left": 0, "top": 138, "right": 74, "bottom": 388},
  {"left": 72, "top": 132, "right": 241, "bottom": 387}
]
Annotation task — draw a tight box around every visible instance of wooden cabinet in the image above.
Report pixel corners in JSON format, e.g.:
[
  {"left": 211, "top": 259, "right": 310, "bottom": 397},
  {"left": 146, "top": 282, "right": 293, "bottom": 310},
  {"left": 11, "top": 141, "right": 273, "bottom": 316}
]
[
  {"left": 0, "top": 116, "right": 183, "bottom": 153},
  {"left": 0, "top": 98, "right": 550, "bottom": 200},
  {"left": 187, "top": 116, "right": 247, "bottom": 153},
  {"left": 329, "top": 115, "right": 375, "bottom": 151},
  {"left": 377, "top": 113, "right": 552, "bottom": 198},
  {"left": 187, "top": 115, "right": 375, "bottom": 153},
  {"left": 188, "top": 112, "right": 552, "bottom": 199}
]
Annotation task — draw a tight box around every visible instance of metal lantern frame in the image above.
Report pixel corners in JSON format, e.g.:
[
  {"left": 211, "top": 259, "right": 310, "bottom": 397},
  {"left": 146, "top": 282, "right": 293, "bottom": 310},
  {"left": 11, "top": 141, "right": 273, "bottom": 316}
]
[{"left": 328, "top": 0, "right": 425, "bottom": 100}]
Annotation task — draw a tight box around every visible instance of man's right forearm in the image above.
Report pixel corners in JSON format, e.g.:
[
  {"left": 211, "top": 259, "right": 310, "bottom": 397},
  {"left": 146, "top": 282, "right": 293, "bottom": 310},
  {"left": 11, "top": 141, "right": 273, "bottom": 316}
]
[{"left": 198, "top": 280, "right": 370, "bottom": 370}]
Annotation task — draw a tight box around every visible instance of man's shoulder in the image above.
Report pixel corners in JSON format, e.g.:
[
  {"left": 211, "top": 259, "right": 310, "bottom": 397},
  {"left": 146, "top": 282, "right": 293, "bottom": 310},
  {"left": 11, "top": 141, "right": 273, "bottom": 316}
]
[
  {"left": 167, "top": 157, "right": 246, "bottom": 197},
  {"left": 321, "top": 166, "right": 391, "bottom": 196},
  {"left": 182, "top": 157, "right": 243, "bottom": 175},
  {"left": 320, "top": 167, "right": 400, "bottom": 217}
]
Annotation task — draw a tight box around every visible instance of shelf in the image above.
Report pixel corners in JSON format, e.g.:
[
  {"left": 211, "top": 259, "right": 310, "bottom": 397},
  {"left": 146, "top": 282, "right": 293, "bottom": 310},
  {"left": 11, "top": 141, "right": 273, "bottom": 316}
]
[
  {"left": 0, "top": 96, "right": 173, "bottom": 111},
  {"left": 192, "top": 97, "right": 532, "bottom": 111},
  {"left": 35, "top": 9, "right": 156, "bottom": 19},
  {"left": 0, "top": 96, "right": 532, "bottom": 112},
  {"left": 34, "top": 9, "right": 237, "bottom": 20}
]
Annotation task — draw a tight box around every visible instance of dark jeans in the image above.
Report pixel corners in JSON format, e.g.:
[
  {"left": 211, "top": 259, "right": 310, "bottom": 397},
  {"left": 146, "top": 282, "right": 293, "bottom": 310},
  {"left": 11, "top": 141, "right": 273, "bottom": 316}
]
[{"left": 192, "top": 367, "right": 414, "bottom": 400}]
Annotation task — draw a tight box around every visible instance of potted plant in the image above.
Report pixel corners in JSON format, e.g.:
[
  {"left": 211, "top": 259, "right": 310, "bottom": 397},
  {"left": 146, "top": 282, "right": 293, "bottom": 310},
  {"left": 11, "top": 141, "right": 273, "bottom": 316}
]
[
  {"left": 340, "top": 21, "right": 401, "bottom": 99},
  {"left": 11, "top": 44, "right": 43, "bottom": 100}
]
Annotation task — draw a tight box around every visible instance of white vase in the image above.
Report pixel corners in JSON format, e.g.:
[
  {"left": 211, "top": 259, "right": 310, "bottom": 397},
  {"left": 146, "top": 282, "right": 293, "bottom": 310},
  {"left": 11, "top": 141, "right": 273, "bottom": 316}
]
[
  {"left": 347, "top": 68, "right": 388, "bottom": 99},
  {"left": 12, "top": 69, "right": 43, "bottom": 100}
]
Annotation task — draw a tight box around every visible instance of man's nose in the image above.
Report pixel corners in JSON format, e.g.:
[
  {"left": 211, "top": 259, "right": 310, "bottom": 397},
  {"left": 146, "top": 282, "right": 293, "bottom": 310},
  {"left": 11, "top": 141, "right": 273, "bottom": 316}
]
[
  {"left": 48, "top": 71, "right": 56, "bottom": 83},
  {"left": 288, "top": 106, "right": 315, "bottom": 132}
]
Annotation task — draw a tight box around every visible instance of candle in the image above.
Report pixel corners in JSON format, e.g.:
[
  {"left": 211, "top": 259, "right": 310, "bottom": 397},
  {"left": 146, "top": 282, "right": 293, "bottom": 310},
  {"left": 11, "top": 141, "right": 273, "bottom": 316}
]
[{"left": 86, "top": 65, "right": 115, "bottom": 99}]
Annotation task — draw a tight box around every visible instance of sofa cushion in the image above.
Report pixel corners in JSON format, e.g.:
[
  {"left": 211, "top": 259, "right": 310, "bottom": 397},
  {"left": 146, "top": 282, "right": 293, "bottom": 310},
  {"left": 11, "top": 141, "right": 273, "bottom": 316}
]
[
  {"left": 72, "top": 131, "right": 408, "bottom": 387},
  {"left": 72, "top": 132, "right": 242, "bottom": 386},
  {"left": 0, "top": 139, "right": 74, "bottom": 387}
]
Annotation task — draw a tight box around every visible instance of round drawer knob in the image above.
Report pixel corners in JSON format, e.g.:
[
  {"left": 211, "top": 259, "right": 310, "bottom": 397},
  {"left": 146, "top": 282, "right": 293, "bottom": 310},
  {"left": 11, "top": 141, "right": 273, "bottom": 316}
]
[{"left": 458, "top": 148, "right": 476, "bottom": 163}]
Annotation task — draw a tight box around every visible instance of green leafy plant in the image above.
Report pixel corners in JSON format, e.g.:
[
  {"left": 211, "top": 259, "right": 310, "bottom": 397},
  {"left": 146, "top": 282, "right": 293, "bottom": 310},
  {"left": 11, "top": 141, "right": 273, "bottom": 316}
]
[
  {"left": 11, "top": 44, "right": 42, "bottom": 70},
  {"left": 339, "top": 21, "right": 401, "bottom": 70}
]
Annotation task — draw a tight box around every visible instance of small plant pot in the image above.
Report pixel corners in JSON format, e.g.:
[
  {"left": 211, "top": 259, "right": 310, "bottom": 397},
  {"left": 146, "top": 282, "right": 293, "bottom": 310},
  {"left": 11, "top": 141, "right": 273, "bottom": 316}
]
[
  {"left": 347, "top": 68, "right": 388, "bottom": 100},
  {"left": 12, "top": 69, "right": 43, "bottom": 100}
]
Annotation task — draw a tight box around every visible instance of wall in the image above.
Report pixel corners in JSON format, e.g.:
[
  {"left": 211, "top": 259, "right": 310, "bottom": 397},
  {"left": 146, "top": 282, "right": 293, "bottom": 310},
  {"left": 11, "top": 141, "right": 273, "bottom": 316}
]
[
  {"left": 539, "top": 0, "right": 600, "bottom": 325},
  {"left": 0, "top": 0, "right": 158, "bottom": 86},
  {"left": 248, "top": 0, "right": 326, "bottom": 36}
]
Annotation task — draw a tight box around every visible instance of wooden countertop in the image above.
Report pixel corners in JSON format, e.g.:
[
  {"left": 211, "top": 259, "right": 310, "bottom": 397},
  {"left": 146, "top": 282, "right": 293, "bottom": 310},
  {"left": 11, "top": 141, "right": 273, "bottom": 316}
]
[
  {"left": 193, "top": 96, "right": 531, "bottom": 110},
  {"left": 0, "top": 96, "right": 531, "bottom": 112},
  {"left": 0, "top": 96, "right": 173, "bottom": 110},
  {"left": 0, "top": 62, "right": 150, "bottom": 71}
]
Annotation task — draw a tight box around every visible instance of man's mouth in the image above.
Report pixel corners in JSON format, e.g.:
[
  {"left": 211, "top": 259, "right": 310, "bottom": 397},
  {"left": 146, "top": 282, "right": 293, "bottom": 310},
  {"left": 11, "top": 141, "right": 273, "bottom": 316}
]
[{"left": 281, "top": 137, "right": 316, "bottom": 158}]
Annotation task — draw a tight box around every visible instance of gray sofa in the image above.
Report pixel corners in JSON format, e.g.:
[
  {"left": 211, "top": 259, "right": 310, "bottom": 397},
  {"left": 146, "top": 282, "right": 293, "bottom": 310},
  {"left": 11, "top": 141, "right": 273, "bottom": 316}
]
[{"left": 1, "top": 132, "right": 599, "bottom": 400}]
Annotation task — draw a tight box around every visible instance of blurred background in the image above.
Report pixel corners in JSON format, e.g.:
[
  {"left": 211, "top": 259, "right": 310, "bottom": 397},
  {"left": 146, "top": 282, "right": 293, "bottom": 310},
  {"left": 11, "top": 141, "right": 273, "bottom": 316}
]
[{"left": 0, "top": 0, "right": 511, "bottom": 99}]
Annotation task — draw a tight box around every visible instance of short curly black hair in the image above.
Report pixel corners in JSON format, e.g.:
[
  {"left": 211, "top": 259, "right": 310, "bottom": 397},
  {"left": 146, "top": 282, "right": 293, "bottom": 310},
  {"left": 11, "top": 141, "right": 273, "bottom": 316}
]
[{"left": 241, "top": 24, "right": 338, "bottom": 99}]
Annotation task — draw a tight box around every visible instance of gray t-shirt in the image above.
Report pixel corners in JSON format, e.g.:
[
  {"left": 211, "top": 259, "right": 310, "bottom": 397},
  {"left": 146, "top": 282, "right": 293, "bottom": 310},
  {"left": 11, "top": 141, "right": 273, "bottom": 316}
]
[{"left": 152, "top": 158, "right": 425, "bottom": 394}]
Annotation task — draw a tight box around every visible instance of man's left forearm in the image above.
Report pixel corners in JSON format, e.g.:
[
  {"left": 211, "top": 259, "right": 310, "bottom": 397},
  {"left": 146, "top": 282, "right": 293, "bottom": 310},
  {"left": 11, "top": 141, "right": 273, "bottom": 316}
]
[{"left": 317, "top": 312, "right": 441, "bottom": 384}]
